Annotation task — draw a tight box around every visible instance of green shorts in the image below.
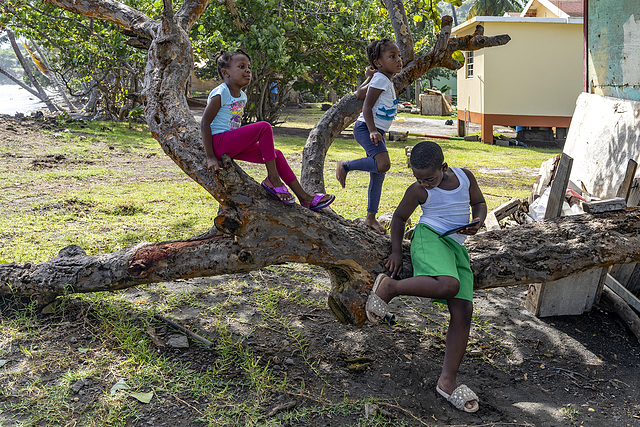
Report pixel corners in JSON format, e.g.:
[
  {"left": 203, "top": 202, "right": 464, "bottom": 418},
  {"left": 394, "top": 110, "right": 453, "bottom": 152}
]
[{"left": 410, "top": 223, "right": 474, "bottom": 303}]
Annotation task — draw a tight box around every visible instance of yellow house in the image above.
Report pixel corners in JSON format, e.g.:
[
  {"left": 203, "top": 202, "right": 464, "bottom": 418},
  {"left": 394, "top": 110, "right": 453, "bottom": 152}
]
[{"left": 453, "top": 0, "right": 584, "bottom": 143}]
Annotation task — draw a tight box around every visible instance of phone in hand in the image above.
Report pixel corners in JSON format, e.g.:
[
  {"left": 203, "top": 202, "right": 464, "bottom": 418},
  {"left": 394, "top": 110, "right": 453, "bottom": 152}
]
[{"left": 438, "top": 220, "right": 481, "bottom": 238}]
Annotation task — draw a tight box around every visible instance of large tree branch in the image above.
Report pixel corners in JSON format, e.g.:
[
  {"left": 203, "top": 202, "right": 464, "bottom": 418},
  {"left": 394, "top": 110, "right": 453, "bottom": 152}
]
[
  {"left": 0, "top": 155, "right": 391, "bottom": 326},
  {"left": 4, "top": 207, "right": 640, "bottom": 327},
  {"left": 1, "top": 3, "right": 514, "bottom": 331},
  {"left": 383, "top": 0, "right": 414, "bottom": 62},
  {"left": 44, "top": 0, "right": 157, "bottom": 47},
  {"left": 176, "top": 0, "right": 212, "bottom": 31}
]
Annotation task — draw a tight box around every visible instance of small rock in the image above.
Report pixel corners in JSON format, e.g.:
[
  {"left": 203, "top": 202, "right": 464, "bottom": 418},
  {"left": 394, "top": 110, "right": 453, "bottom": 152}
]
[
  {"left": 324, "top": 336, "right": 334, "bottom": 343},
  {"left": 71, "top": 379, "right": 85, "bottom": 394},
  {"left": 167, "top": 334, "right": 189, "bottom": 348},
  {"left": 70, "top": 337, "right": 78, "bottom": 344},
  {"left": 364, "top": 403, "right": 377, "bottom": 418},
  {"left": 284, "top": 358, "right": 294, "bottom": 366}
]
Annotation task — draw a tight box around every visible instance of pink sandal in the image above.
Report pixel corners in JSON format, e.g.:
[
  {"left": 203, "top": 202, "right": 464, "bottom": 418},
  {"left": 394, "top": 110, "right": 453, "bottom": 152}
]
[
  {"left": 301, "top": 193, "right": 335, "bottom": 211},
  {"left": 261, "top": 177, "right": 295, "bottom": 205}
]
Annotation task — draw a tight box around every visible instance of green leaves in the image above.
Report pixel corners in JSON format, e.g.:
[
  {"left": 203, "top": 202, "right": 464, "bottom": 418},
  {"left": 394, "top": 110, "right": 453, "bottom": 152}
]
[
  {"left": 452, "top": 50, "right": 465, "bottom": 62},
  {"left": 193, "top": 0, "right": 391, "bottom": 122}
]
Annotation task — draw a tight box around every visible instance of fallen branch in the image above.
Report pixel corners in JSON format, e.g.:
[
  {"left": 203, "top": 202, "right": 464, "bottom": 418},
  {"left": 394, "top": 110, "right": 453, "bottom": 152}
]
[
  {"left": 266, "top": 401, "right": 297, "bottom": 417},
  {"left": 154, "top": 314, "right": 214, "bottom": 348}
]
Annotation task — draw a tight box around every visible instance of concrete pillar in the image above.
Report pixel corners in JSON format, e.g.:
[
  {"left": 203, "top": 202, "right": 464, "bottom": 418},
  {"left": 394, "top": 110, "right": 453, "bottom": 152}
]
[{"left": 481, "top": 115, "right": 493, "bottom": 144}]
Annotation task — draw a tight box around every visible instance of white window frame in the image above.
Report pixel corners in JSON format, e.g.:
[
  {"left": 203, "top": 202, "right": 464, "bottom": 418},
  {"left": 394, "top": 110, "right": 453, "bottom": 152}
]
[{"left": 465, "top": 51, "right": 474, "bottom": 79}]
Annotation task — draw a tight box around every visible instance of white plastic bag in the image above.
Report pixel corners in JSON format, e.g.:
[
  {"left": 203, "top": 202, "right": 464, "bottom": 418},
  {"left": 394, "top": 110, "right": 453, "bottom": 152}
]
[{"left": 529, "top": 186, "right": 551, "bottom": 221}]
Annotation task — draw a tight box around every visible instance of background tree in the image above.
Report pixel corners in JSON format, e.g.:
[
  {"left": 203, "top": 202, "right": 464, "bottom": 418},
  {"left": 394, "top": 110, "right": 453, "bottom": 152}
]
[
  {"left": 467, "top": 0, "right": 524, "bottom": 18},
  {"left": 192, "top": 0, "right": 390, "bottom": 124},
  {"left": 0, "top": 0, "right": 512, "bottom": 327},
  {"left": 0, "top": 0, "right": 152, "bottom": 118}
]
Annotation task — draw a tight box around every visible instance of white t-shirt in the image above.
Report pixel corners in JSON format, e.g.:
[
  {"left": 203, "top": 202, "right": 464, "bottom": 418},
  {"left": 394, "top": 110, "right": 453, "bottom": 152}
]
[{"left": 356, "top": 72, "right": 398, "bottom": 132}]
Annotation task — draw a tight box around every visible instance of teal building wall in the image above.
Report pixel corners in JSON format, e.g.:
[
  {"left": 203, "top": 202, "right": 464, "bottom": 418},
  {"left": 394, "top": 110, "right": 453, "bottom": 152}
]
[{"left": 587, "top": 1, "right": 640, "bottom": 101}]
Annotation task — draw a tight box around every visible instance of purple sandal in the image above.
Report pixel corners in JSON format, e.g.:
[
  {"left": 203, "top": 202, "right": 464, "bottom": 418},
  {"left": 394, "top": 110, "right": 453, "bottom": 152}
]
[
  {"left": 301, "top": 193, "right": 335, "bottom": 211},
  {"left": 261, "top": 177, "right": 295, "bottom": 205}
]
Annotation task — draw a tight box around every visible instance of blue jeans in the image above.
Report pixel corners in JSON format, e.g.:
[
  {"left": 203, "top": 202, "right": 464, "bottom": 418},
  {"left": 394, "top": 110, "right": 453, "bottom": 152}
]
[{"left": 344, "top": 120, "right": 387, "bottom": 214}]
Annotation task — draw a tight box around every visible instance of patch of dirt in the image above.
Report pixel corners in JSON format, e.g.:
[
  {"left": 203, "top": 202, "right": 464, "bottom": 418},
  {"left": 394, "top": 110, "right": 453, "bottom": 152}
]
[{"left": 1, "top": 114, "right": 639, "bottom": 426}]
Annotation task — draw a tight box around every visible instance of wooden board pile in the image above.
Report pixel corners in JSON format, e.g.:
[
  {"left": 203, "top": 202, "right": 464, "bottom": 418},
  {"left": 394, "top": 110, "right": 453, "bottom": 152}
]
[{"left": 480, "top": 151, "right": 640, "bottom": 342}]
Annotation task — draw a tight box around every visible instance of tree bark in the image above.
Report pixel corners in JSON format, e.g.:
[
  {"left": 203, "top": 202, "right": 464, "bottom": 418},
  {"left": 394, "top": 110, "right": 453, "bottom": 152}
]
[
  {"left": 384, "top": 0, "right": 414, "bottom": 63},
  {"left": 4, "top": 207, "right": 640, "bottom": 327}
]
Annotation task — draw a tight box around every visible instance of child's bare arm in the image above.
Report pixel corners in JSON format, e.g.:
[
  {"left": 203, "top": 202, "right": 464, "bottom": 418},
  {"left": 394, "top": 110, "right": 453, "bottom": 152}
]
[
  {"left": 461, "top": 169, "right": 487, "bottom": 235},
  {"left": 384, "top": 183, "right": 424, "bottom": 277},
  {"left": 362, "top": 87, "right": 384, "bottom": 145},
  {"left": 200, "top": 95, "right": 222, "bottom": 172},
  {"left": 355, "top": 66, "right": 376, "bottom": 100}
]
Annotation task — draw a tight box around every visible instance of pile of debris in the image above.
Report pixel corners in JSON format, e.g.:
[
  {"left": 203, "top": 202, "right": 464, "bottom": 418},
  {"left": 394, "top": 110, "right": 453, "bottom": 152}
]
[
  {"left": 402, "top": 93, "right": 640, "bottom": 342},
  {"left": 480, "top": 92, "right": 640, "bottom": 342}
]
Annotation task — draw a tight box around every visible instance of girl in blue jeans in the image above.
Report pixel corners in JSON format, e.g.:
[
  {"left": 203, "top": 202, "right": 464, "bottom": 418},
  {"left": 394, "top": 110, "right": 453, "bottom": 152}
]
[{"left": 336, "top": 38, "right": 402, "bottom": 234}]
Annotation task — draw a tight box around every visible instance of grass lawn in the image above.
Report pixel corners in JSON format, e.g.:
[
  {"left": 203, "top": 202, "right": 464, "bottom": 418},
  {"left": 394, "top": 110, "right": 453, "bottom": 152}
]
[
  {"left": 0, "top": 107, "right": 562, "bottom": 264},
  {"left": 0, "top": 108, "right": 565, "bottom": 426}
]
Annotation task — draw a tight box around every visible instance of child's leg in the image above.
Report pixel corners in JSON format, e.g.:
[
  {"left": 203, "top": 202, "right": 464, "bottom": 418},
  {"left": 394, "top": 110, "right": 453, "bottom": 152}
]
[
  {"left": 342, "top": 122, "right": 390, "bottom": 174},
  {"left": 214, "top": 121, "right": 285, "bottom": 186},
  {"left": 371, "top": 274, "right": 460, "bottom": 303},
  {"left": 438, "top": 298, "right": 476, "bottom": 410},
  {"left": 216, "top": 124, "right": 333, "bottom": 206},
  {"left": 341, "top": 122, "right": 391, "bottom": 233}
]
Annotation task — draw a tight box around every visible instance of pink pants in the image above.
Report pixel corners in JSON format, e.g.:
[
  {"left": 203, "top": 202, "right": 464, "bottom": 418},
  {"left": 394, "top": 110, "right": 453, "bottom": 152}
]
[{"left": 212, "top": 121, "right": 296, "bottom": 184}]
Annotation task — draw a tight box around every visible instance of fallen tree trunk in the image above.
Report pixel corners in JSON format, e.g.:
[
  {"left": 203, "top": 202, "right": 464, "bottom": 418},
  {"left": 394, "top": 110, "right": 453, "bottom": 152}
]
[{"left": 4, "top": 206, "right": 640, "bottom": 326}]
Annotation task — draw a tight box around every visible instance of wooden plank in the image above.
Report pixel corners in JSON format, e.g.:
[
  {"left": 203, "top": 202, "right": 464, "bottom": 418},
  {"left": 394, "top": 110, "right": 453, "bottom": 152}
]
[
  {"left": 491, "top": 198, "right": 520, "bottom": 221},
  {"left": 616, "top": 159, "right": 638, "bottom": 200},
  {"left": 530, "top": 155, "right": 560, "bottom": 202},
  {"left": 627, "top": 264, "right": 640, "bottom": 294},
  {"left": 526, "top": 268, "right": 607, "bottom": 317},
  {"left": 610, "top": 263, "right": 638, "bottom": 289},
  {"left": 545, "top": 153, "right": 573, "bottom": 220},
  {"left": 627, "top": 178, "right": 640, "bottom": 207},
  {"left": 582, "top": 197, "right": 627, "bottom": 213},
  {"left": 605, "top": 274, "right": 640, "bottom": 313}
]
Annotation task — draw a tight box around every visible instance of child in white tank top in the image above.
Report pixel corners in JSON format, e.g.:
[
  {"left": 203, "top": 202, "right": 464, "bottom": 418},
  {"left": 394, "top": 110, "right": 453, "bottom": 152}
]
[{"left": 366, "top": 141, "right": 487, "bottom": 413}]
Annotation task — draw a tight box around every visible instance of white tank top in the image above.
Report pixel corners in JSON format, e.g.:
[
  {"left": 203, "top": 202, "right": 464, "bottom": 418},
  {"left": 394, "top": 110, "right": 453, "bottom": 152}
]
[{"left": 417, "top": 166, "right": 471, "bottom": 245}]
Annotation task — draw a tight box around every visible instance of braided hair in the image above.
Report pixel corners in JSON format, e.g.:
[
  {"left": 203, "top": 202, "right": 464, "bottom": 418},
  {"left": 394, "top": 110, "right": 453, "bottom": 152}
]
[
  {"left": 214, "top": 49, "right": 251, "bottom": 79},
  {"left": 410, "top": 141, "right": 445, "bottom": 171},
  {"left": 366, "top": 38, "right": 396, "bottom": 70}
]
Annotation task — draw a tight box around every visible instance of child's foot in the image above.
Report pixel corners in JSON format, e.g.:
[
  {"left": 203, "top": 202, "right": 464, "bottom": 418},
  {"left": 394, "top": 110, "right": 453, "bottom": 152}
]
[
  {"left": 366, "top": 273, "right": 392, "bottom": 322},
  {"left": 262, "top": 177, "right": 295, "bottom": 205},
  {"left": 300, "top": 193, "right": 335, "bottom": 211},
  {"left": 336, "top": 161, "right": 347, "bottom": 188},
  {"left": 436, "top": 381, "right": 479, "bottom": 413},
  {"left": 364, "top": 216, "right": 387, "bottom": 235}
]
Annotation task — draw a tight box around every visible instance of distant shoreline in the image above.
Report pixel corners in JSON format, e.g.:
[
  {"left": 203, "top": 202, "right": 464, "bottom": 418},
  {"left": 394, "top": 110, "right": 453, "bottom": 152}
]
[{"left": 0, "top": 84, "right": 47, "bottom": 115}]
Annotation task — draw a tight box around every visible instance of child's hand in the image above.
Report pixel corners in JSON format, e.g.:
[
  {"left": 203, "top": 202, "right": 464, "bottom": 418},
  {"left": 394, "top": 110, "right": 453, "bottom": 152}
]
[
  {"left": 365, "top": 66, "right": 376, "bottom": 78},
  {"left": 370, "top": 131, "right": 383, "bottom": 145},
  {"left": 459, "top": 217, "right": 482, "bottom": 235},
  {"left": 384, "top": 252, "right": 403, "bottom": 278},
  {"left": 207, "top": 156, "right": 221, "bottom": 173}
]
